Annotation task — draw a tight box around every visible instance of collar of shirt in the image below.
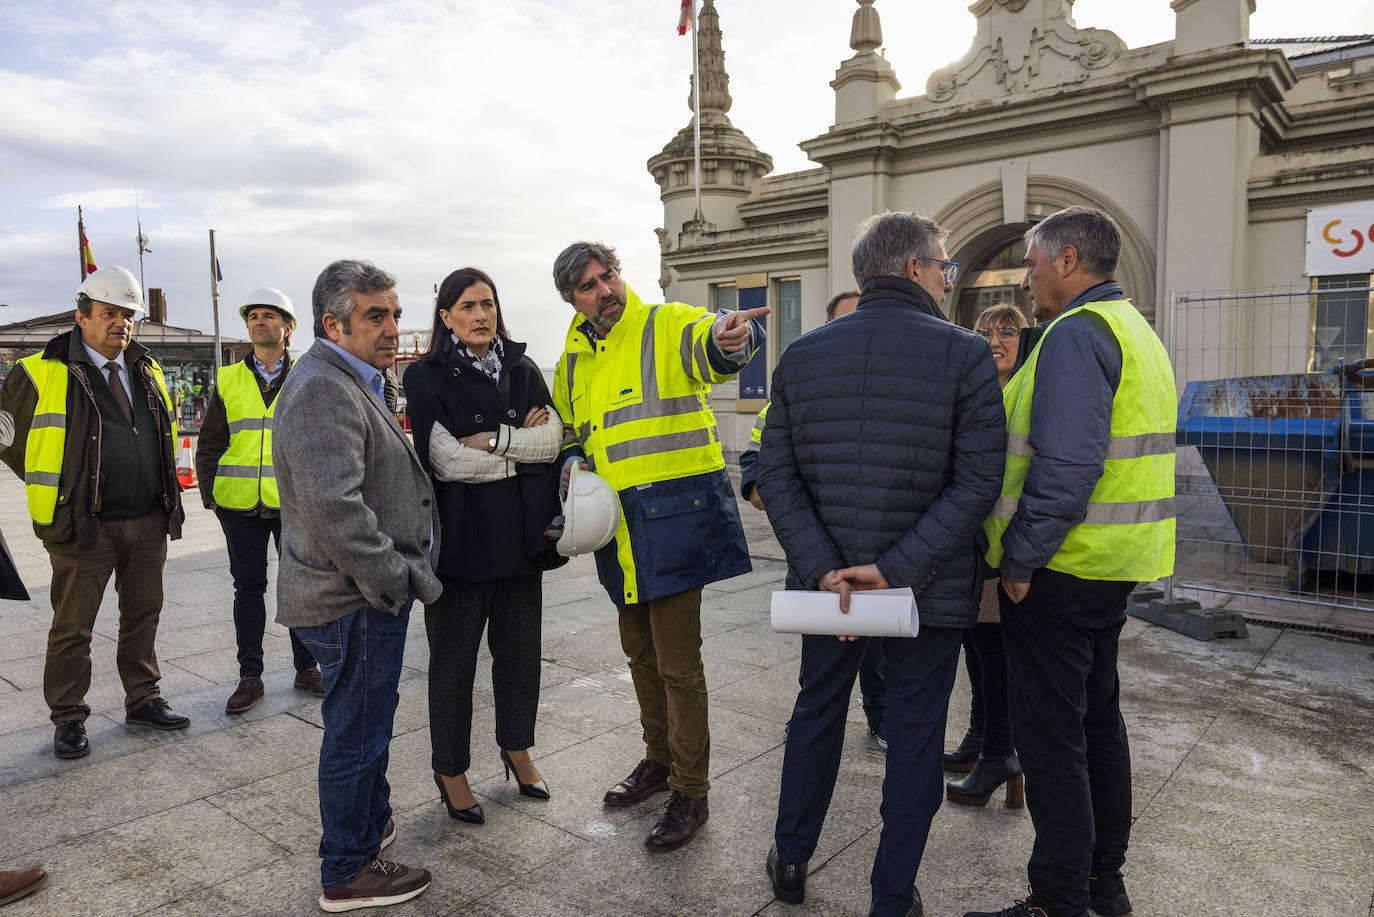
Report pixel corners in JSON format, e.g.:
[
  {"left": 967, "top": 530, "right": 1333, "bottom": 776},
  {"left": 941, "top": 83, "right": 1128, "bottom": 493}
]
[
  {"left": 81, "top": 340, "right": 128, "bottom": 377},
  {"left": 577, "top": 319, "right": 602, "bottom": 343},
  {"left": 318, "top": 339, "right": 384, "bottom": 403},
  {"left": 252, "top": 352, "right": 286, "bottom": 384}
]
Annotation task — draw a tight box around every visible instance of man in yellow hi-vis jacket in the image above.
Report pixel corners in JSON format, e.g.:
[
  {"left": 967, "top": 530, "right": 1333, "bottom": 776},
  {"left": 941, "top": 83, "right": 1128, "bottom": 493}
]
[
  {"left": 0, "top": 266, "right": 188, "bottom": 760},
  {"left": 196, "top": 287, "right": 323, "bottom": 716},
  {"left": 552, "top": 241, "right": 766, "bottom": 852},
  {"left": 969, "top": 207, "right": 1175, "bottom": 917}
]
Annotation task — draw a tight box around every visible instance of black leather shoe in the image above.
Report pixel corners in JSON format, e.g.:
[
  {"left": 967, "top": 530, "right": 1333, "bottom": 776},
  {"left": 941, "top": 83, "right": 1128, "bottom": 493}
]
[
  {"left": 869, "top": 886, "right": 923, "bottom": 916},
  {"left": 644, "top": 790, "right": 708, "bottom": 851},
  {"left": 964, "top": 889, "right": 1048, "bottom": 916},
  {"left": 54, "top": 720, "right": 89, "bottom": 759},
  {"left": 433, "top": 773, "right": 484, "bottom": 824},
  {"left": 126, "top": 698, "right": 190, "bottom": 730},
  {"left": 1089, "top": 871, "right": 1133, "bottom": 915},
  {"left": 500, "top": 749, "right": 550, "bottom": 800},
  {"left": 603, "top": 758, "right": 670, "bottom": 807},
  {"left": 766, "top": 844, "right": 807, "bottom": 905},
  {"left": 944, "top": 729, "right": 983, "bottom": 773},
  {"left": 947, "top": 753, "right": 1024, "bottom": 808}
]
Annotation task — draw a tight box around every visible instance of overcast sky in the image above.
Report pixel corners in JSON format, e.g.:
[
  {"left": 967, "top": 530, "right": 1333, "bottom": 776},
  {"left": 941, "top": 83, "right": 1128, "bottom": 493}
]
[{"left": 2, "top": 0, "right": 1370, "bottom": 367}]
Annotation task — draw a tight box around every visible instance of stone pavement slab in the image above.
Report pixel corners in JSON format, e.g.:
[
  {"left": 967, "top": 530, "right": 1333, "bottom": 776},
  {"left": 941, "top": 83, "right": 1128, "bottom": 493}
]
[{"left": 1, "top": 470, "right": 1372, "bottom": 916}]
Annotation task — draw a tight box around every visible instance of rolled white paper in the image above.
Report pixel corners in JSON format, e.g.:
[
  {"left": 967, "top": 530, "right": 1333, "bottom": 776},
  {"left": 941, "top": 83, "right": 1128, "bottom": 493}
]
[{"left": 770, "top": 588, "right": 919, "bottom": 638}]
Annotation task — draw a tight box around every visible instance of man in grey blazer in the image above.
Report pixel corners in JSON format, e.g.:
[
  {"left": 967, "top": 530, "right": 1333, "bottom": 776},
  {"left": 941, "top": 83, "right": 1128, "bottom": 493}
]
[{"left": 273, "top": 259, "right": 442, "bottom": 913}]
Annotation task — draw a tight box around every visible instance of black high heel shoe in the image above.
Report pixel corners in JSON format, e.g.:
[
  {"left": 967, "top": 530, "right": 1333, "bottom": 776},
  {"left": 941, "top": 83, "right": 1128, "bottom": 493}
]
[
  {"left": 946, "top": 752, "right": 1024, "bottom": 808},
  {"left": 943, "top": 729, "right": 983, "bottom": 774},
  {"left": 433, "top": 772, "right": 485, "bottom": 823},
  {"left": 500, "top": 749, "right": 550, "bottom": 800}
]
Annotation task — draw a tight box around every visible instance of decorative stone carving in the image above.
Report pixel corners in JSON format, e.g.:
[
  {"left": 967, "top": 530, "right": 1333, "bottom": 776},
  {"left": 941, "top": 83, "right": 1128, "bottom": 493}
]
[
  {"left": 850, "top": 0, "right": 882, "bottom": 54},
  {"left": 659, "top": 260, "right": 675, "bottom": 293},
  {"left": 647, "top": 0, "right": 772, "bottom": 202},
  {"left": 926, "top": 0, "right": 1125, "bottom": 104},
  {"left": 655, "top": 227, "right": 672, "bottom": 254}
]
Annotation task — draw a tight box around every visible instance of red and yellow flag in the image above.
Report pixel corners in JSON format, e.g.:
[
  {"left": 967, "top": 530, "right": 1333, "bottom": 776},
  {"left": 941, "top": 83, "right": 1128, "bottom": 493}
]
[{"left": 80, "top": 228, "right": 97, "bottom": 276}]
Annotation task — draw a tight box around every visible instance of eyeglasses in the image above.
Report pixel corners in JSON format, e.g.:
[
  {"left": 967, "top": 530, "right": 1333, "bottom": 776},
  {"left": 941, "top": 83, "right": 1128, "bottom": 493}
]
[
  {"left": 975, "top": 326, "right": 1020, "bottom": 342},
  {"left": 923, "top": 257, "right": 960, "bottom": 285}
]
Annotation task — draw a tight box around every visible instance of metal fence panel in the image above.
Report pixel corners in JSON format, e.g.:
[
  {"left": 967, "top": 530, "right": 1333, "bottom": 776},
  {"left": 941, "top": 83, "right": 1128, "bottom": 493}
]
[{"left": 1168, "top": 283, "right": 1374, "bottom": 634}]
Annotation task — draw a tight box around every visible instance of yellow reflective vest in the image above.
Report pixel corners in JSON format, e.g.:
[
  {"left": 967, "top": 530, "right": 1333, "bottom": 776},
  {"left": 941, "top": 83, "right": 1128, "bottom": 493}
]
[
  {"left": 553, "top": 286, "right": 751, "bottom": 603},
  {"left": 212, "top": 361, "right": 279, "bottom": 510},
  {"left": 982, "top": 299, "right": 1176, "bottom": 582},
  {"left": 18, "top": 350, "right": 176, "bottom": 526}
]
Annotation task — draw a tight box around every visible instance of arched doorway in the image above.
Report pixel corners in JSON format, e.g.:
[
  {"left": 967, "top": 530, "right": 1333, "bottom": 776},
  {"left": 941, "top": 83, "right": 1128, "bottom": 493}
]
[{"left": 951, "top": 230, "right": 1032, "bottom": 330}]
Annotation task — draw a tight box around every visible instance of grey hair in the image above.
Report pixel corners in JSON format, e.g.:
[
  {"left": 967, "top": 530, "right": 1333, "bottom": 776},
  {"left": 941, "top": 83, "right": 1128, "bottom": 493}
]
[
  {"left": 552, "top": 242, "right": 622, "bottom": 303},
  {"left": 851, "top": 211, "right": 948, "bottom": 289},
  {"left": 311, "top": 259, "right": 397, "bottom": 337},
  {"left": 1024, "top": 206, "right": 1120, "bottom": 278}
]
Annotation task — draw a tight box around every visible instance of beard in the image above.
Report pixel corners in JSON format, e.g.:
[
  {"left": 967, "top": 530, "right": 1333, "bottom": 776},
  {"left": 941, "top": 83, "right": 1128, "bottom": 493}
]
[{"left": 589, "top": 292, "right": 626, "bottom": 334}]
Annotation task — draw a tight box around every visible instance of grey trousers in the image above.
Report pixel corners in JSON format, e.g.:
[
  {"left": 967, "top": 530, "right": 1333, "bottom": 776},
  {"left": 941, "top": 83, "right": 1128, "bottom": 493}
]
[{"left": 424, "top": 573, "right": 542, "bottom": 776}]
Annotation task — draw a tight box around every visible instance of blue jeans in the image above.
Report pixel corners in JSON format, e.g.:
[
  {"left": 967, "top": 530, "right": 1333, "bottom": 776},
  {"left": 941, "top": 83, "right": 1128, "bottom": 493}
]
[
  {"left": 295, "top": 598, "right": 413, "bottom": 889},
  {"left": 775, "top": 627, "right": 962, "bottom": 917}
]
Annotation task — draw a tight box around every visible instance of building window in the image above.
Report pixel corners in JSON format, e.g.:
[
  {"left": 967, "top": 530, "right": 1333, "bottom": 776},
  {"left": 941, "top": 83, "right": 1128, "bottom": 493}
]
[
  {"left": 1310, "top": 274, "right": 1374, "bottom": 372},
  {"left": 712, "top": 283, "right": 737, "bottom": 313},
  {"left": 775, "top": 278, "right": 802, "bottom": 355}
]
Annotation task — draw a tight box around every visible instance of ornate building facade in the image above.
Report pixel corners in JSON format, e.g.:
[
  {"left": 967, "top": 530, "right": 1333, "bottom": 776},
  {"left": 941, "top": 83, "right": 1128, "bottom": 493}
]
[{"left": 648, "top": 0, "right": 1374, "bottom": 453}]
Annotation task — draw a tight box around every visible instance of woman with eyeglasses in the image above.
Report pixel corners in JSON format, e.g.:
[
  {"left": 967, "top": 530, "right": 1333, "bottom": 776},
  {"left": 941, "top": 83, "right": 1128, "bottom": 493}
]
[{"left": 945, "top": 302, "right": 1029, "bottom": 807}]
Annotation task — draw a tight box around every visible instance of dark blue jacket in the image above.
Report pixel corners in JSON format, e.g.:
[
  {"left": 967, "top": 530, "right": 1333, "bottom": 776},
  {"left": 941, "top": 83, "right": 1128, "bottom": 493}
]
[{"left": 756, "top": 276, "right": 1006, "bottom": 629}]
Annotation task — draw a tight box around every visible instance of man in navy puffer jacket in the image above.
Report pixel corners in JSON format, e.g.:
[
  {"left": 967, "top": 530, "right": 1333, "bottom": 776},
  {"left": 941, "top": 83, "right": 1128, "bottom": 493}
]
[{"left": 759, "top": 210, "right": 1006, "bottom": 917}]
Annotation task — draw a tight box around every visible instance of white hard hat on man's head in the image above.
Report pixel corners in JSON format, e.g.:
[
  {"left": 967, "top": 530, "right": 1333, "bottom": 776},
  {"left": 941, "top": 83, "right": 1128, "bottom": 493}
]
[
  {"left": 240, "top": 287, "right": 297, "bottom": 328},
  {"left": 556, "top": 465, "right": 621, "bottom": 557},
  {"left": 77, "top": 266, "right": 145, "bottom": 317}
]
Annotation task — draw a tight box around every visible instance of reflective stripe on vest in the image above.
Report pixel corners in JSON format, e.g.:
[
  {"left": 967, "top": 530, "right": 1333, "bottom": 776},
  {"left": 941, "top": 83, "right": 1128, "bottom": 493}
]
[
  {"left": 553, "top": 287, "right": 734, "bottom": 602},
  {"left": 18, "top": 350, "right": 175, "bottom": 526},
  {"left": 212, "top": 362, "right": 279, "bottom": 509},
  {"left": 982, "top": 300, "right": 1177, "bottom": 582}
]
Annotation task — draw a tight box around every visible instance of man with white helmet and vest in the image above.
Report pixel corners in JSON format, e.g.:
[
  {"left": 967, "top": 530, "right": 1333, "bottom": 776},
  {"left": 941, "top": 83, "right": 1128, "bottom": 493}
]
[
  {"left": 196, "top": 287, "right": 323, "bottom": 714},
  {"left": 968, "top": 206, "right": 1175, "bottom": 917},
  {"left": 551, "top": 241, "right": 767, "bottom": 852},
  {"left": 0, "top": 266, "right": 188, "bottom": 759}
]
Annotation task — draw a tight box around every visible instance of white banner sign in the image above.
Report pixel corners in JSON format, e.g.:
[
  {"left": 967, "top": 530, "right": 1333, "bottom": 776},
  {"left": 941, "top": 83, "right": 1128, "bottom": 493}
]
[{"left": 1307, "top": 200, "right": 1374, "bottom": 277}]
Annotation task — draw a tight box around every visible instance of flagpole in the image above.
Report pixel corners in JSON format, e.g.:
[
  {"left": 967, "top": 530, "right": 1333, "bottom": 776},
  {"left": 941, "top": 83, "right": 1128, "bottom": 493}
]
[
  {"left": 77, "top": 206, "right": 85, "bottom": 283},
  {"left": 209, "top": 229, "right": 222, "bottom": 372},
  {"left": 691, "top": 0, "right": 702, "bottom": 221}
]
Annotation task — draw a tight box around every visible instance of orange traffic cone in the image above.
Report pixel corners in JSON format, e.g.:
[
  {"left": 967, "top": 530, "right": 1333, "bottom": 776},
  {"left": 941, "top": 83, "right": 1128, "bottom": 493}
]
[{"left": 176, "top": 436, "right": 196, "bottom": 490}]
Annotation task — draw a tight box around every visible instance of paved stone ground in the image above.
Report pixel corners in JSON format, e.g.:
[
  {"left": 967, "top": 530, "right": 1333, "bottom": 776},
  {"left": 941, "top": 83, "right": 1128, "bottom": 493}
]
[{"left": 1, "top": 465, "right": 1372, "bottom": 917}]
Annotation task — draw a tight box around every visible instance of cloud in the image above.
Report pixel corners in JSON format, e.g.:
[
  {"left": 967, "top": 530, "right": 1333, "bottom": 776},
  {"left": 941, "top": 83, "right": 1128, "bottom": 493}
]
[{"left": 38, "top": 188, "right": 159, "bottom": 212}]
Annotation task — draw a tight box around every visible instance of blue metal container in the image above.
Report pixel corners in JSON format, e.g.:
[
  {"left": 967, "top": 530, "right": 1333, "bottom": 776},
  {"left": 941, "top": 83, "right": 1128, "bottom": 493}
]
[{"left": 1176, "top": 361, "right": 1374, "bottom": 587}]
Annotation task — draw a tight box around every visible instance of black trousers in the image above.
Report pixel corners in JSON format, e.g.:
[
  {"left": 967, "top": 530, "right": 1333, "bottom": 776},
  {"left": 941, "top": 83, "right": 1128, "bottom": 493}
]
[
  {"left": 776, "top": 627, "right": 962, "bottom": 917},
  {"left": 425, "top": 573, "right": 542, "bottom": 776},
  {"left": 797, "top": 637, "right": 887, "bottom": 729},
  {"left": 215, "top": 508, "right": 315, "bottom": 678},
  {"left": 961, "top": 621, "right": 1013, "bottom": 758},
  {"left": 1000, "top": 569, "right": 1136, "bottom": 917}
]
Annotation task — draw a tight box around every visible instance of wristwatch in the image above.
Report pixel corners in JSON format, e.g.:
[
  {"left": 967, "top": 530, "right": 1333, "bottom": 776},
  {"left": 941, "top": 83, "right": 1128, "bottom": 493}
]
[{"left": 488, "top": 434, "right": 497, "bottom": 452}]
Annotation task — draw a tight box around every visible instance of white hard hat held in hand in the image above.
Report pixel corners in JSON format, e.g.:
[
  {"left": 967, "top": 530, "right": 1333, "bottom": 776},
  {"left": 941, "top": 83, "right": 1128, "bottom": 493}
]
[
  {"left": 240, "top": 287, "right": 297, "bottom": 327},
  {"left": 556, "top": 464, "right": 621, "bottom": 557},
  {"left": 77, "top": 266, "right": 145, "bottom": 317}
]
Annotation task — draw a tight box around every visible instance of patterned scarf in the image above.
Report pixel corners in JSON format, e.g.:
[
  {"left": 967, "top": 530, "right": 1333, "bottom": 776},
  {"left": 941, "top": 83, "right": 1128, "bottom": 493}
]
[{"left": 454, "top": 333, "right": 503, "bottom": 383}]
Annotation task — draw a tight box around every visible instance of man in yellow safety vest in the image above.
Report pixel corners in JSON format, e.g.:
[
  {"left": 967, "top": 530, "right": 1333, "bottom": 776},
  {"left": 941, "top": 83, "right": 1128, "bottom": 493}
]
[
  {"left": 0, "top": 266, "right": 188, "bottom": 759},
  {"left": 196, "top": 288, "right": 323, "bottom": 714},
  {"left": 552, "top": 241, "right": 767, "bottom": 852},
  {"left": 968, "top": 206, "right": 1176, "bottom": 917}
]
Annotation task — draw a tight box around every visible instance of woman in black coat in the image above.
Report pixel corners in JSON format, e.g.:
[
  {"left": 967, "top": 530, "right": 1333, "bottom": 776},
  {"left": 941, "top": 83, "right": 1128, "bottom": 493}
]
[{"left": 403, "top": 267, "right": 566, "bottom": 824}]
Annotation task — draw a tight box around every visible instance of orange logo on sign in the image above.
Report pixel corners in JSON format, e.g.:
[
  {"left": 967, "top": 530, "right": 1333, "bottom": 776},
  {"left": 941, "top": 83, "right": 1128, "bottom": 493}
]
[{"left": 1323, "top": 219, "right": 1372, "bottom": 258}]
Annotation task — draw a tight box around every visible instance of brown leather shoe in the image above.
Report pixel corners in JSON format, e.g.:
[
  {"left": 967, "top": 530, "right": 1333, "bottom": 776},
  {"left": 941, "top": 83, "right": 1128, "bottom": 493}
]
[
  {"left": 644, "top": 790, "right": 708, "bottom": 851},
  {"left": 603, "top": 758, "right": 671, "bottom": 807},
  {"left": 225, "top": 677, "right": 264, "bottom": 714},
  {"left": 0, "top": 868, "right": 47, "bottom": 906},
  {"left": 294, "top": 667, "right": 326, "bottom": 697}
]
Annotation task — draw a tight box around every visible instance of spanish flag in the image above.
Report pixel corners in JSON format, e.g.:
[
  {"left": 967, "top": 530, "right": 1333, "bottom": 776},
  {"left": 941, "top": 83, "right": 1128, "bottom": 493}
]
[{"left": 80, "top": 228, "right": 97, "bottom": 277}]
